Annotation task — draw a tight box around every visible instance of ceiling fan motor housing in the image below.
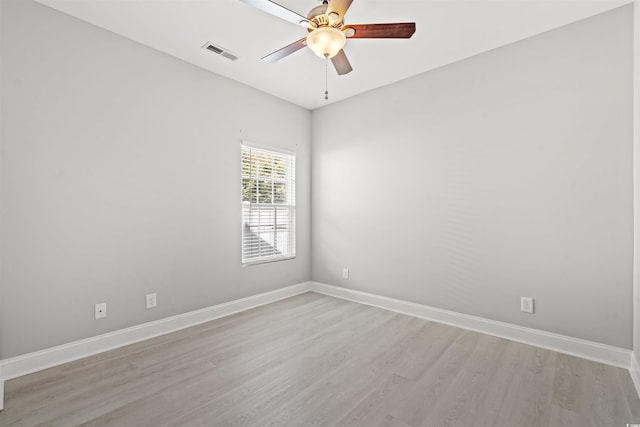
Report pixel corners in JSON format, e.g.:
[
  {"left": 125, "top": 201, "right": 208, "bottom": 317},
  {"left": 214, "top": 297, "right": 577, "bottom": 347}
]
[{"left": 309, "top": 2, "right": 347, "bottom": 29}]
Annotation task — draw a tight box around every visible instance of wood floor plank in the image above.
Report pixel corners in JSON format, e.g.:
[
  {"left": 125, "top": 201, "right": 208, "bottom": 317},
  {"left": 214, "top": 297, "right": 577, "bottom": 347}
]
[
  {"left": 270, "top": 317, "right": 423, "bottom": 427},
  {"left": 1, "top": 292, "right": 638, "bottom": 427},
  {"left": 463, "top": 340, "right": 527, "bottom": 426},
  {"left": 171, "top": 311, "right": 411, "bottom": 426},
  {"left": 413, "top": 334, "right": 510, "bottom": 427},
  {"left": 387, "top": 330, "right": 488, "bottom": 426}
]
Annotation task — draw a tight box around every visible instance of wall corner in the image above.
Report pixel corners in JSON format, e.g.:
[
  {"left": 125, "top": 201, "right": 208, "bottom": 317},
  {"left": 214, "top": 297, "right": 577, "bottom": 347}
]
[
  {"left": 631, "top": 352, "right": 640, "bottom": 399},
  {"left": 0, "top": 364, "right": 4, "bottom": 410}
]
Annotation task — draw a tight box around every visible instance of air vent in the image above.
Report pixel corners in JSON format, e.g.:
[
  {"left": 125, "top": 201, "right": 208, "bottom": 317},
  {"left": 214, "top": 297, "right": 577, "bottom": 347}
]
[
  {"left": 202, "top": 42, "right": 238, "bottom": 61},
  {"left": 206, "top": 44, "right": 223, "bottom": 54}
]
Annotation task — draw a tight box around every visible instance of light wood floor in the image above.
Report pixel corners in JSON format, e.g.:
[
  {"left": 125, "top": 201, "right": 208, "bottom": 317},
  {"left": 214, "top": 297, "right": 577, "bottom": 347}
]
[{"left": 1, "top": 292, "right": 639, "bottom": 426}]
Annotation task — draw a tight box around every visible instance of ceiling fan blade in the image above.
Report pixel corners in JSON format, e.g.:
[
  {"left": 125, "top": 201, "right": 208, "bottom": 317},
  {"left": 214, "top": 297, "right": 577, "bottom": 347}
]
[
  {"left": 240, "top": 0, "right": 314, "bottom": 29},
  {"left": 262, "top": 37, "right": 307, "bottom": 63},
  {"left": 344, "top": 23, "right": 416, "bottom": 39},
  {"left": 331, "top": 49, "right": 353, "bottom": 75},
  {"left": 326, "top": 0, "right": 353, "bottom": 22}
]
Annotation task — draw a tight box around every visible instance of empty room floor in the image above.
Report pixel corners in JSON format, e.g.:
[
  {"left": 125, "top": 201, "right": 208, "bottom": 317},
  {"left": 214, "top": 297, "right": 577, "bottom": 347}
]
[{"left": 1, "top": 292, "right": 638, "bottom": 426}]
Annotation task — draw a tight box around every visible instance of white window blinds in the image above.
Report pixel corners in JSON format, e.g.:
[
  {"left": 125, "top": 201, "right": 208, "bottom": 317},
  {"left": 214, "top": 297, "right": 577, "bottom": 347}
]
[{"left": 241, "top": 144, "right": 296, "bottom": 264}]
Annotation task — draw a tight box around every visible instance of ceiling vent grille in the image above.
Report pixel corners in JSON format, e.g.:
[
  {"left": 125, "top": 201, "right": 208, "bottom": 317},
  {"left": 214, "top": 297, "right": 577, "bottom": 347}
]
[{"left": 202, "top": 42, "right": 238, "bottom": 61}]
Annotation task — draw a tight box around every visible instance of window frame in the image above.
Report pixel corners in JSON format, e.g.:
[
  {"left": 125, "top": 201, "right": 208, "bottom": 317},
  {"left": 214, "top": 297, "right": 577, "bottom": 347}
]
[{"left": 240, "top": 141, "right": 296, "bottom": 266}]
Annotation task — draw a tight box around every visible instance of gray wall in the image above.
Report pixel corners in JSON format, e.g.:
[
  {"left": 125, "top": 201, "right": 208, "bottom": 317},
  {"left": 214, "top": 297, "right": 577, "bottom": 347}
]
[
  {"left": 0, "top": 0, "right": 311, "bottom": 359},
  {"left": 311, "top": 6, "right": 634, "bottom": 348}
]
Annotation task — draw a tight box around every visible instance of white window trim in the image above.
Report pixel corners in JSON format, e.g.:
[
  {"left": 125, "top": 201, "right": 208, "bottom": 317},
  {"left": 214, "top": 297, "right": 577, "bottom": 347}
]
[
  {"left": 241, "top": 141, "right": 296, "bottom": 266},
  {"left": 241, "top": 140, "right": 296, "bottom": 156}
]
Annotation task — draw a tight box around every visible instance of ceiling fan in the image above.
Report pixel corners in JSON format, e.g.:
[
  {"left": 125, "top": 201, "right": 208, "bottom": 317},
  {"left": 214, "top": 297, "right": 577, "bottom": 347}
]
[{"left": 240, "top": 0, "right": 416, "bottom": 75}]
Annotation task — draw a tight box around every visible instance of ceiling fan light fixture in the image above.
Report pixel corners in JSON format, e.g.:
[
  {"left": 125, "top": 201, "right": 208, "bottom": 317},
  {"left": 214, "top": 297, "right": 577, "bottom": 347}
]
[{"left": 306, "top": 26, "right": 346, "bottom": 59}]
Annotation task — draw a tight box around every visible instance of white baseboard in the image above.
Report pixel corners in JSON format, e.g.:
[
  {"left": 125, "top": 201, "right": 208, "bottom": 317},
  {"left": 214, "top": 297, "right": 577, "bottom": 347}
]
[
  {"left": 631, "top": 352, "right": 640, "bottom": 398},
  {"left": 0, "top": 282, "right": 311, "bottom": 390},
  {"left": 310, "top": 282, "right": 632, "bottom": 369}
]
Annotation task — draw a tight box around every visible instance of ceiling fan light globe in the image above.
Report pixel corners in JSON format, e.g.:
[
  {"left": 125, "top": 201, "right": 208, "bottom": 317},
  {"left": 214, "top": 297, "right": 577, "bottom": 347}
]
[{"left": 306, "top": 27, "right": 346, "bottom": 59}]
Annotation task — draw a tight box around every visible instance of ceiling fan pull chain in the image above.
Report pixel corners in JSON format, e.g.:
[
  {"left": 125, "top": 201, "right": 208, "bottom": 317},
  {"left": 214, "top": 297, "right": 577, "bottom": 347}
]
[{"left": 325, "top": 57, "right": 329, "bottom": 100}]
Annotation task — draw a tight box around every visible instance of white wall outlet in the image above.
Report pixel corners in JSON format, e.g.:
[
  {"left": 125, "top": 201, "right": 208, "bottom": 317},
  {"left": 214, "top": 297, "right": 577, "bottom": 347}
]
[
  {"left": 95, "top": 303, "right": 107, "bottom": 319},
  {"left": 342, "top": 268, "right": 349, "bottom": 279},
  {"left": 146, "top": 293, "right": 157, "bottom": 309},
  {"left": 521, "top": 297, "right": 534, "bottom": 314}
]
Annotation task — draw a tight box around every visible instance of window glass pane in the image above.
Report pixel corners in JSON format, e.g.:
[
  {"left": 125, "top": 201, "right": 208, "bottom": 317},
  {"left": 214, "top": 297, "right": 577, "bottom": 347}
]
[
  {"left": 241, "top": 151, "right": 252, "bottom": 176},
  {"left": 273, "top": 182, "right": 286, "bottom": 204},
  {"left": 255, "top": 154, "right": 273, "bottom": 178},
  {"left": 242, "top": 178, "right": 256, "bottom": 203},
  {"left": 257, "top": 179, "right": 273, "bottom": 204},
  {"left": 273, "top": 158, "right": 286, "bottom": 179}
]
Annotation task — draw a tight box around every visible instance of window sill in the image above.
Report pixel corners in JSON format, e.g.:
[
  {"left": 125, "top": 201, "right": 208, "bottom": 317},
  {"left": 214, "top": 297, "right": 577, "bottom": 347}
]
[{"left": 242, "top": 256, "right": 296, "bottom": 267}]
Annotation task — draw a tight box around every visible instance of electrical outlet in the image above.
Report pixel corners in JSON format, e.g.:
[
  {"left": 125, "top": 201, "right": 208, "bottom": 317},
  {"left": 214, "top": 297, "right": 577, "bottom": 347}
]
[
  {"left": 342, "top": 268, "right": 349, "bottom": 279},
  {"left": 521, "top": 297, "right": 534, "bottom": 314},
  {"left": 95, "top": 303, "right": 107, "bottom": 319},
  {"left": 146, "top": 293, "right": 157, "bottom": 309}
]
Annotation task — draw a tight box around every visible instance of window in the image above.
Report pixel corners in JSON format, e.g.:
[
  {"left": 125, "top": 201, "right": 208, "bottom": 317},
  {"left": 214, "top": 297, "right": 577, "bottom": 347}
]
[{"left": 241, "top": 143, "right": 296, "bottom": 264}]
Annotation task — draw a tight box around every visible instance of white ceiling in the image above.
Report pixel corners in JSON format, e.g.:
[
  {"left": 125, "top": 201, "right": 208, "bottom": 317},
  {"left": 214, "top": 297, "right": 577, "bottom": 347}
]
[{"left": 35, "top": 0, "right": 629, "bottom": 110}]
